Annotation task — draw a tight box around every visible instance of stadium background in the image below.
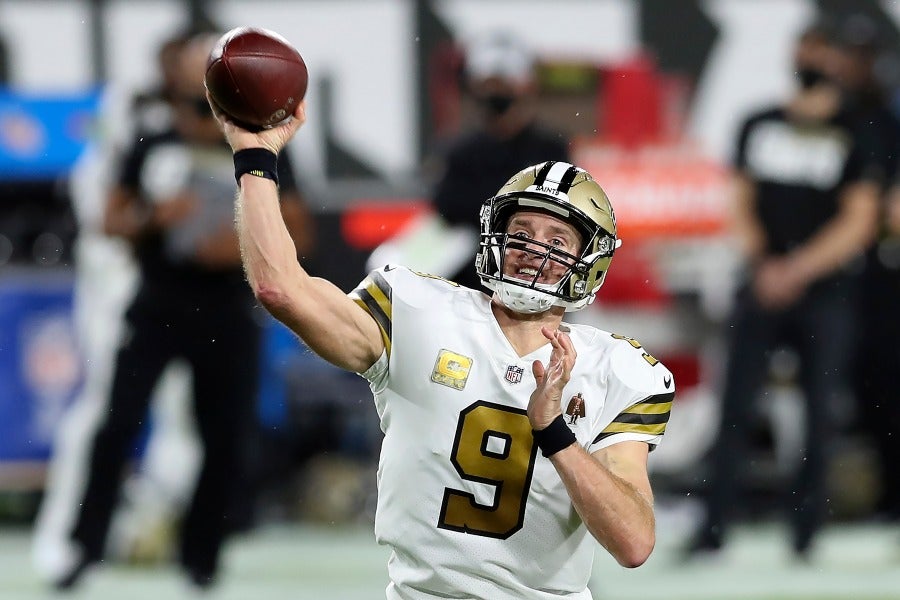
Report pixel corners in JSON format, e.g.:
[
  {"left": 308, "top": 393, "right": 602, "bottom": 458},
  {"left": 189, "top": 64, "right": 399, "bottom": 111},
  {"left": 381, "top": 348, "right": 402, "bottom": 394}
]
[{"left": 1, "top": 0, "right": 900, "bottom": 598}]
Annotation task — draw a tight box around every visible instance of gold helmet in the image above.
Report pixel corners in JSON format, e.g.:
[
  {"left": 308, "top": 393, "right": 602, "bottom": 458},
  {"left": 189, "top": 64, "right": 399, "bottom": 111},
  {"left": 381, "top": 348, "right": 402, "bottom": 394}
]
[{"left": 476, "top": 161, "right": 619, "bottom": 313}]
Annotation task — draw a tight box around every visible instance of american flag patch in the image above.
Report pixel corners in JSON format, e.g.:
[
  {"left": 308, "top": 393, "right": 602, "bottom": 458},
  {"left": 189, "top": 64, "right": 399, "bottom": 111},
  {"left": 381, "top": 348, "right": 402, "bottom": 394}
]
[{"left": 505, "top": 365, "right": 524, "bottom": 384}]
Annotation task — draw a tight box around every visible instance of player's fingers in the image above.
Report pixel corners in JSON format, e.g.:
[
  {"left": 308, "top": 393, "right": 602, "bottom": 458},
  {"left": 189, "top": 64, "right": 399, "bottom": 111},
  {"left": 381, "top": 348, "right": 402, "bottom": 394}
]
[
  {"left": 273, "top": 101, "right": 306, "bottom": 145},
  {"left": 541, "top": 327, "right": 574, "bottom": 380},
  {"left": 293, "top": 100, "right": 307, "bottom": 122},
  {"left": 549, "top": 332, "right": 572, "bottom": 367},
  {"left": 287, "top": 111, "right": 305, "bottom": 135},
  {"left": 552, "top": 359, "right": 566, "bottom": 378},
  {"left": 557, "top": 332, "right": 577, "bottom": 365},
  {"left": 205, "top": 90, "right": 229, "bottom": 124},
  {"left": 545, "top": 360, "right": 569, "bottom": 390},
  {"left": 543, "top": 328, "right": 564, "bottom": 355},
  {"left": 531, "top": 359, "right": 545, "bottom": 383}
]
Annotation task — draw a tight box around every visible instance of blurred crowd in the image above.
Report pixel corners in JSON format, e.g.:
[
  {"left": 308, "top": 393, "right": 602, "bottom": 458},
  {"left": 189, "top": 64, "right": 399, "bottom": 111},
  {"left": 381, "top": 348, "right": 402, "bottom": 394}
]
[
  {"left": 0, "top": 4, "right": 899, "bottom": 593},
  {"left": 688, "top": 14, "right": 900, "bottom": 560}
]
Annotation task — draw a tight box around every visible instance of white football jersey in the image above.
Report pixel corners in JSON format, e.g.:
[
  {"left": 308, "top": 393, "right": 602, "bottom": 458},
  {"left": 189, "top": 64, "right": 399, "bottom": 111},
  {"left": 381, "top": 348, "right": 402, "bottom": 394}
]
[{"left": 350, "top": 266, "right": 674, "bottom": 600}]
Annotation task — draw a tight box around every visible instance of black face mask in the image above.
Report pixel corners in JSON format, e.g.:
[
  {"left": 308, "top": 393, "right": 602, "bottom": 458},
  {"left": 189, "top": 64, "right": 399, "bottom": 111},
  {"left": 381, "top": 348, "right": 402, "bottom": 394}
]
[
  {"left": 176, "top": 95, "right": 214, "bottom": 118},
  {"left": 479, "top": 93, "right": 517, "bottom": 117},
  {"left": 796, "top": 67, "right": 828, "bottom": 90}
]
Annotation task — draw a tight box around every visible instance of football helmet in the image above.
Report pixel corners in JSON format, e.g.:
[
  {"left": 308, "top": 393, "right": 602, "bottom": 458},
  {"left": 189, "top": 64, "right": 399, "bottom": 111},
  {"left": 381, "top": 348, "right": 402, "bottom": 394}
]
[{"left": 476, "top": 161, "right": 619, "bottom": 313}]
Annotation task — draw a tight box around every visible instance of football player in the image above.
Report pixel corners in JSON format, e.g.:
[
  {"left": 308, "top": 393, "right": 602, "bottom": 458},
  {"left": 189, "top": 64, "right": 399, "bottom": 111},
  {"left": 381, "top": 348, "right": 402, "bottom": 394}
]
[{"left": 211, "top": 97, "right": 674, "bottom": 599}]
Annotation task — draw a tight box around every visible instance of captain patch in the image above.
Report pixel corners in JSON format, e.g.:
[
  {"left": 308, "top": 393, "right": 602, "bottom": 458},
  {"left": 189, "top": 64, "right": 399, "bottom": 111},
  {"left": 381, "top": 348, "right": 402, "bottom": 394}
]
[{"left": 431, "top": 349, "right": 473, "bottom": 390}]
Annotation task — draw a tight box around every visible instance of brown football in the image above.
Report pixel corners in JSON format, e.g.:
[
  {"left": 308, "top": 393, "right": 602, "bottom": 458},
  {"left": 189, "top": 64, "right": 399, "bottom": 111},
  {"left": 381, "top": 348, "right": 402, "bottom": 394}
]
[{"left": 205, "top": 27, "right": 308, "bottom": 128}]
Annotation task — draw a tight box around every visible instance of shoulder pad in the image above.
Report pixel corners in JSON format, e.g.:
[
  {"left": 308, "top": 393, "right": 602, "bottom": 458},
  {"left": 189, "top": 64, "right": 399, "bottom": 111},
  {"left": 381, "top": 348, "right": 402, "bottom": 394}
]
[{"left": 607, "top": 334, "right": 674, "bottom": 397}]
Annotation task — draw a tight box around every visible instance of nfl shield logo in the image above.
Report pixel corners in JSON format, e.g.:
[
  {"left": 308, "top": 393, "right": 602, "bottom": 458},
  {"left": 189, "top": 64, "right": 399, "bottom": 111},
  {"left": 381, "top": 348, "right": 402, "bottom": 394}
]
[{"left": 505, "top": 365, "right": 524, "bottom": 384}]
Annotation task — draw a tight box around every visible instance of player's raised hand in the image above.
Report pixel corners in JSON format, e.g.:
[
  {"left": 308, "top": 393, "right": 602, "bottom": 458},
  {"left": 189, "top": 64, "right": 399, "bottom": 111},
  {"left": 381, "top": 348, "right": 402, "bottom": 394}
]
[
  {"left": 528, "top": 326, "right": 577, "bottom": 430},
  {"left": 207, "top": 91, "right": 306, "bottom": 156}
]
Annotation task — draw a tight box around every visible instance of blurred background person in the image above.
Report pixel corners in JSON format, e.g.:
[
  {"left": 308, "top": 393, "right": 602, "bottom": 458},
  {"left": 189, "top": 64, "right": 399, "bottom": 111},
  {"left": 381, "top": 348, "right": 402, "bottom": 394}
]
[
  {"left": 858, "top": 174, "right": 900, "bottom": 522},
  {"left": 129, "top": 28, "right": 198, "bottom": 136},
  {"left": 686, "top": 20, "right": 886, "bottom": 560},
  {"left": 830, "top": 14, "right": 900, "bottom": 523},
  {"left": 428, "top": 32, "right": 570, "bottom": 289},
  {"left": 826, "top": 13, "right": 900, "bottom": 168},
  {"left": 52, "top": 31, "right": 312, "bottom": 591},
  {"left": 32, "top": 25, "right": 213, "bottom": 581}
]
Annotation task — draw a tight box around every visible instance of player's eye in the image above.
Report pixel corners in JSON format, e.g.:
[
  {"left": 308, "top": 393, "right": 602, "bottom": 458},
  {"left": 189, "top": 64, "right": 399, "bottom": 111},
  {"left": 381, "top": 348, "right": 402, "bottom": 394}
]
[{"left": 507, "top": 232, "right": 531, "bottom": 250}]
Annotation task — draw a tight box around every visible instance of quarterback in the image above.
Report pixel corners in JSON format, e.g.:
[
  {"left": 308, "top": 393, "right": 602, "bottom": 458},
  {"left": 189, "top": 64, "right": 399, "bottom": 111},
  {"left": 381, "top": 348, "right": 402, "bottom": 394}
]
[{"left": 211, "top": 97, "right": 674, "bottom": 599}]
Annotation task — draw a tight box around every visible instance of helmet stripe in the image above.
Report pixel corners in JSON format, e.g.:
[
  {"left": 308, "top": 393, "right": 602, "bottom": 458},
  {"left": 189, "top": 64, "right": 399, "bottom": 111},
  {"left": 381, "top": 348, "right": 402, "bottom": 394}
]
[
  {"left": 532, "top": 161, "right": 555, "bottom": 187},
  {"left": 534, "top": 161, "right": 579, "bottom": 195},
  {"left": 556, "top": 164, "right": 580, "bottom": 194},
  {"left": 544, "top": 161, "right": 574, "bottom": 187}
]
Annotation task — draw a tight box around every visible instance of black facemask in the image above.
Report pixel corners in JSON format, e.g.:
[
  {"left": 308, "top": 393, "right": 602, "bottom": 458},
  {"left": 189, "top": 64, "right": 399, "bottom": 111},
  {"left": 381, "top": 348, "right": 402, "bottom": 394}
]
[
  {"left": 479, "top": 93, "right": 517, "bottom": 117},
  {"left": 796, "top": 67, "right": 828, "bottom": 89},
  {"left": 176, "top": 95, "right": 214, "bottom": 118}
]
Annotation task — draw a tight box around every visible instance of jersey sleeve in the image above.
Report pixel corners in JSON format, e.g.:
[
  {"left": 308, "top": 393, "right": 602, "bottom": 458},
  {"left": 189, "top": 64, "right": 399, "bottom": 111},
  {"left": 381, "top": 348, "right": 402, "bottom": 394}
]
[
  {"left": 360, "top": 348, "right": 389, "bottom": 392},
  {"left": 588, "top": 339, "right": 675, "bottom": 452},
  {"left": 348, "top": 266, "right": 397, "bottom": 357},
  {"left": 349, "top": 265, "right": 459, "bottom": 389}
]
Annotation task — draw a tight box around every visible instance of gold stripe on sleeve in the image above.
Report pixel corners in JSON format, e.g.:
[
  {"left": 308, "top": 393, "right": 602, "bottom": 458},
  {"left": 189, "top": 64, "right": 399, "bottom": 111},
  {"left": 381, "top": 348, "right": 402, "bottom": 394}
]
[
  {"left": 592, "top": 391, "right": 674, "bottom": 445},
  {"left": 350, "top": 273, "right": 393, "bottom": 356}
]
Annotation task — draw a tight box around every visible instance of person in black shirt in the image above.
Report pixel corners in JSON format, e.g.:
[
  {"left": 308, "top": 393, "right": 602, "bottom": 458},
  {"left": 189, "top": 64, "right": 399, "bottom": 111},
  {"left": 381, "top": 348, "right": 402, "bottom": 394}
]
[
  {"left": 861, "top": 175, "right": 900, "bottom": 518},
  {"left": 830, "top": 14, "right": 900, "bottom": 521},
  {"left": 687, "top": 22, "right": 884, "bottom": 558},
  {"left": 55, "top": 33, "right": 312, "bottom": 590},
  {"left": 431, "top": 33, "right": 569, "bottom": 289}
]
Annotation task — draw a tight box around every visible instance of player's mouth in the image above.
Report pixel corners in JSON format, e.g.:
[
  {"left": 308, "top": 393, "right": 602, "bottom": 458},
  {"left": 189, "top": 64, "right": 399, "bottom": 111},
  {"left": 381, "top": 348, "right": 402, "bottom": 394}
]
[{"left": 509, "top": 266, "right": 556, "bottom": 285}]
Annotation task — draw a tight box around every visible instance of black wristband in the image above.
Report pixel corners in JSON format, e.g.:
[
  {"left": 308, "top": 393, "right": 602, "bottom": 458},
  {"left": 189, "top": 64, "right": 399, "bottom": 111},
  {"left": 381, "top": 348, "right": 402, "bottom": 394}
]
[
  {"left": 532, "top": 414, "right": 577, "bottom": 457},
  {"left": 234, "top": 148, "right": 279, "bottom": 186}
]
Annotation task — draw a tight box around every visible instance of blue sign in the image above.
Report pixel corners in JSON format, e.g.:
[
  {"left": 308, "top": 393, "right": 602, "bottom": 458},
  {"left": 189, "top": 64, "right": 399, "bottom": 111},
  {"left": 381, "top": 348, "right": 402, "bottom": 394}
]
[
  {"left": 0, "top": 87, "right": 102, "bottom": 181},
  {"left": 0, "top": 272, "right": 80, "bottom": 461}
]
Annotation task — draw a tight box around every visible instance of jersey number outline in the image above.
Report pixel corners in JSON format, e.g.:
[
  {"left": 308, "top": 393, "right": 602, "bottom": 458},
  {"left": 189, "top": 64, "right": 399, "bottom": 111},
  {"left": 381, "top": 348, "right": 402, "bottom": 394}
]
[
  {"left": 611, "top": 333, "right": 659, "bottom": 366},
  {"left": 438, "top": 401, "right": 539, "bottom": 539}
]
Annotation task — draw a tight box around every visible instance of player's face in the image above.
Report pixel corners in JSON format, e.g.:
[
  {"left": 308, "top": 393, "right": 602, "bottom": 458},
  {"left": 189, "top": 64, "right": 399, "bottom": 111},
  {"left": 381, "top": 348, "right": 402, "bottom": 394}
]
[{"left": 503, "top": 210, "right": 583, "bottom": 285}]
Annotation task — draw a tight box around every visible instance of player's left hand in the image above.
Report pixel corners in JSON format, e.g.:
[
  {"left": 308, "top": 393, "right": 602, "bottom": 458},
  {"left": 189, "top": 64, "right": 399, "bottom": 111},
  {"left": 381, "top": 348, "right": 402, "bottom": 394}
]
[{"left": 528, "top": 326, "right": 576, "bottom": 430}]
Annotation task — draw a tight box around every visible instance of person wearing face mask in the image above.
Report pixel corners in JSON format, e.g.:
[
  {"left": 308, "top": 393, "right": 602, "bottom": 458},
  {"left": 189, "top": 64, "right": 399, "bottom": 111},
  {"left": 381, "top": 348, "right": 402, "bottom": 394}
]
[
  {"left": 52, "top": 32, "right": 313, "bottom": 591},
  {"left": 830, "top": 14, "right": 900, "bottom": 523},
  {"left": 430, "top": 33, "right": 570, "bottom": 290},
  {"left": 685, "top": 20, "right": 888, "bottom": 559}
]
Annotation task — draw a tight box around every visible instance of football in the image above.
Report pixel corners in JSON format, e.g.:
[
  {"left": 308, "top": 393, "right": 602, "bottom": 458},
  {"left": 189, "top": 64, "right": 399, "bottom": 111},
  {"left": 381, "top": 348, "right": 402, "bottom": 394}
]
[{"left": 205, "top": 26, "right": 308, "bottom": 129}]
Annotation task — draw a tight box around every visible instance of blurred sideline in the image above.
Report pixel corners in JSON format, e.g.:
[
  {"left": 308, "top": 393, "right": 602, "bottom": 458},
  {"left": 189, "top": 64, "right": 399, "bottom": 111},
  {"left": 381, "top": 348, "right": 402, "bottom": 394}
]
[{"left": 4, "top": 500, "right": 900, "bottom": 600}]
